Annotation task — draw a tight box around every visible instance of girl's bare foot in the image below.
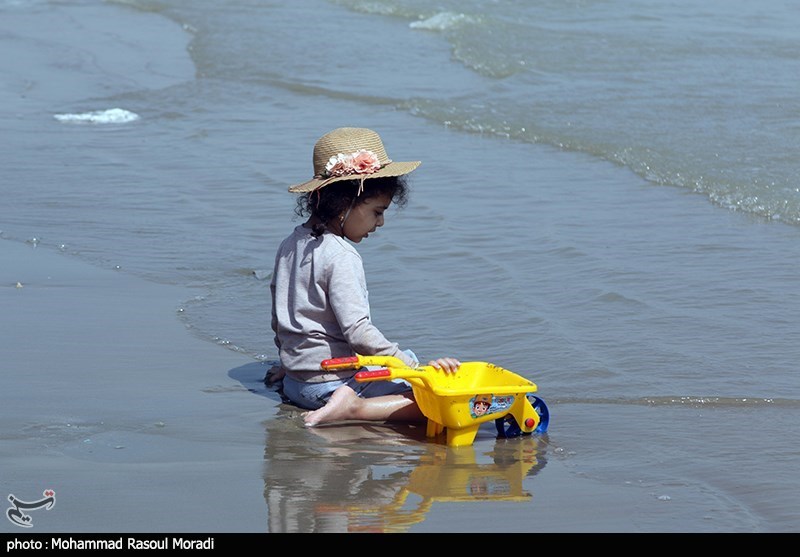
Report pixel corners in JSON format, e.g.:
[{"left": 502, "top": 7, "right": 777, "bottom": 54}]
[{"left": 303, "top": 385, "right": 360, "bottom": 427}]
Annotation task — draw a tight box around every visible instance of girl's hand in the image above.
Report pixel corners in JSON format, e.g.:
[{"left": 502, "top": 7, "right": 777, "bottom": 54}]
[
  {"left": 266, "top": 364, "right": 286, "bottom": 386},
  {"left": 427, "top": 357, "right": 461, "bottom": 373}
]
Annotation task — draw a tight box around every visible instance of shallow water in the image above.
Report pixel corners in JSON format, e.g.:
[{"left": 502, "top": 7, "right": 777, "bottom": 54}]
[{"left": 2, "top": 0, "right": 799, "bottom": 532}]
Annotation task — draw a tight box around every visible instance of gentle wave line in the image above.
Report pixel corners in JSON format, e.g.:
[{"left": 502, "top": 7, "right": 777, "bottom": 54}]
[{"left": 554, "top": 396, "right": 798, "bottom": 408}]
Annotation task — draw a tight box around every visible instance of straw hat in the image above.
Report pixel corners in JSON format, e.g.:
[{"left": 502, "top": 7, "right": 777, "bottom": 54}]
[{"left": 288, "top": 127, "right": 421, "bottom": 193}]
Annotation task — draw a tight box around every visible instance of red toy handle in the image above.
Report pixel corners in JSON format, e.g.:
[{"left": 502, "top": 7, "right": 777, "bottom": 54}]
[
  {"left": 320, "top": 356, "right": 360, "bottom": 370},
  {"left": 354, "top": 369, "right": 391, "bottom": 382}
]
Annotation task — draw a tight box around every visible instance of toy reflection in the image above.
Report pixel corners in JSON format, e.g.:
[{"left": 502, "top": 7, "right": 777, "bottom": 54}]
[{"left": 262, "top": 407, "right": 549, "bottom": 533}]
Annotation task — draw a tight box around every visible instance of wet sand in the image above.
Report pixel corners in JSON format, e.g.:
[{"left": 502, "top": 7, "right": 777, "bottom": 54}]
[
  {"left": 1, "top": 239, "right": 274, "bottom": 532},
  {"left": 2, "top": 240, "right": 665, "bottom": 534}
]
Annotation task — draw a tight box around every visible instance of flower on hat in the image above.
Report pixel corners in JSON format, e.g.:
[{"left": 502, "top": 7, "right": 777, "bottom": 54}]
[{"left": 323, "top": 149, "right": 384, "bottom": 178}]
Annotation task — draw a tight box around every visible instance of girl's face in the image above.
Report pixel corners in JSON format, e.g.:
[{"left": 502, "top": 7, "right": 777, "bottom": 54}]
[{"left": 341, "top": 193, "right": 392, "bottom": 243}]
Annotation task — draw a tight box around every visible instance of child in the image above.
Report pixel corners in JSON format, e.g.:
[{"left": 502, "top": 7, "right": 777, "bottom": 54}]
[{"left": 270, "top": 127, "right": 460, "bottom": 427}]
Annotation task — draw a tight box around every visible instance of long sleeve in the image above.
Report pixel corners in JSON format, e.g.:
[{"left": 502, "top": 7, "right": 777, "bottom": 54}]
[{"left": 271, "top": 226, "right": 415, "bottom": 372}]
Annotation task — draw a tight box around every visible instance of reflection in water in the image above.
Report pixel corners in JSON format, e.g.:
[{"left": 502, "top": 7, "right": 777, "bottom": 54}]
[{"left": 262, "top": 408, "right": 548, "bottom": 533}]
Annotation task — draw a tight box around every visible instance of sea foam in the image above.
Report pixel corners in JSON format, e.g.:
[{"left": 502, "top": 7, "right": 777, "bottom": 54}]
[{"left": 53, "top": 108, "right": 140, "bottom": 124}]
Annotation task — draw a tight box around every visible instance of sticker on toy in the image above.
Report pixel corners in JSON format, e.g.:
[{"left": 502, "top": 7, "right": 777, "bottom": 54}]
[{"left": 470, "top": 393, "right": 515, "bottom": 418}]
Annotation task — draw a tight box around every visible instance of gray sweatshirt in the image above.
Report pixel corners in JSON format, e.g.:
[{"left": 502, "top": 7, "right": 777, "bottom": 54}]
[{"left": 271, "top": 224, "right": 416, "bottom": 377}]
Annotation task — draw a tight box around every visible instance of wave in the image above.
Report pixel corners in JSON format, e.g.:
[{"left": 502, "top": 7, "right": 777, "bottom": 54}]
[
  {"left": 555, "top": 396, "right": 798, "bottom": 408},
  {"left": 53, "top": 108, "right": 140, "bottom": 124}
]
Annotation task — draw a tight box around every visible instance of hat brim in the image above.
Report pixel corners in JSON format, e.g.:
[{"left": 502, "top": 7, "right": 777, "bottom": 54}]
[{"left": 288, "top": 161, "right": 421, "bottom": 193}]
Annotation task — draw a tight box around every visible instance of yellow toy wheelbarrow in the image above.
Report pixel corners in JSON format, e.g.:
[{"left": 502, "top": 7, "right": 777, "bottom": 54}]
[{"left": 320, "top": 355, "right": 550, "bottom": 447}]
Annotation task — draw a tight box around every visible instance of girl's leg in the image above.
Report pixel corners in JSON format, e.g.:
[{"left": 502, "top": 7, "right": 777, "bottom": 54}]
[{"left": 303, "top": 385, "right": 425, "bottom": 427}]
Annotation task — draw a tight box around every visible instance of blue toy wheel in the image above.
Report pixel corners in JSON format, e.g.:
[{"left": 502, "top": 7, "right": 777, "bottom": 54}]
[
  {"left": 495, "top": 395, "right": 550, "bottom": 438},
  {"left": 495, "top": 414, "right": 524, "bottom": 438}
]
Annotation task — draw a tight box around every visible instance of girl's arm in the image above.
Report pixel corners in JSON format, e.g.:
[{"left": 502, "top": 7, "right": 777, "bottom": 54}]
[{"left": 327, "top": 252, "right": 416, "bottom": 367}]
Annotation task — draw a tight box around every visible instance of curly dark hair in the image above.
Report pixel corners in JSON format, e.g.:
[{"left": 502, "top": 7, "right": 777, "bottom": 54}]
[{"left": 294, "top": 176, "right": 410, "bottom": 236}]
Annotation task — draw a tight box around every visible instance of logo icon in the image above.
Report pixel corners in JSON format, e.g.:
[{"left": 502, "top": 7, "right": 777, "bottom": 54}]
[{"left": 7, "top": 490, "right": 56, "bottom": 528}]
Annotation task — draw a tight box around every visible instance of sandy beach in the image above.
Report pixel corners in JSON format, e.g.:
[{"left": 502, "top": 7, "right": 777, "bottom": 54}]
[
  {"left": 0, "top": 240, "right": 651, "bottom": 535},
  {"left": 1, "top": 239, "right": 275, "bottom": 533},
  {"left": 6, "top": 238, "right": 764, "bottom": 536}
]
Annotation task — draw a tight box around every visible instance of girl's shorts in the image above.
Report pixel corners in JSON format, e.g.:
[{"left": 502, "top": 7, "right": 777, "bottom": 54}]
[{"left": 281, "top": 373, "right": 413, "bottom": 411}]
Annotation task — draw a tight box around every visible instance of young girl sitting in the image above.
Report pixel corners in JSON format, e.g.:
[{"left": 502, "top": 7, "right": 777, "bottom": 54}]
[{"left": 270, "top": 127, "right": 460, "bottom": 427}]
